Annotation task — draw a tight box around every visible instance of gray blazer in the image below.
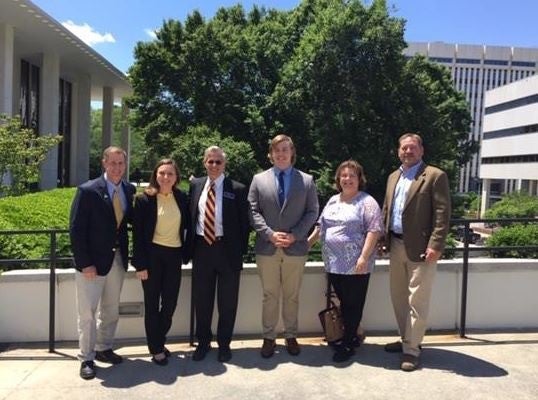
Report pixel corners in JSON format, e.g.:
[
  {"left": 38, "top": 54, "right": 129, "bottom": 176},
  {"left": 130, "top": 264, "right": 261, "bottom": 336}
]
[{"left": 248, "top": 167, "right": 319, "bottom": 256}]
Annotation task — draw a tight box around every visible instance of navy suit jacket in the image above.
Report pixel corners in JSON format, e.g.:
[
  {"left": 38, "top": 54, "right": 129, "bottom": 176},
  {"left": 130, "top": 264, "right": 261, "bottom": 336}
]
[
  {"left": 131, "top": 187, "right": 191, "bottom": 270},
  {"left": 188, "top": 176, "right": 250, "bottom": 270},
  {"left": 69, "top": 175, "right": 136, "bottom": 275}
]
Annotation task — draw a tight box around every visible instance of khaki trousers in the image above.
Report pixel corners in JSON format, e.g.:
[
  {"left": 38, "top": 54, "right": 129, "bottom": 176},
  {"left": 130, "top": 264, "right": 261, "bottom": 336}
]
[
  {"left": 256, "top": 248, "right": 307, "bottom": 339},
  {"left": 75, "top": 251, "right": 125, "bottom": 361},
  {"left": 389, "top": 237, "right": 436, "bottom": 357}
]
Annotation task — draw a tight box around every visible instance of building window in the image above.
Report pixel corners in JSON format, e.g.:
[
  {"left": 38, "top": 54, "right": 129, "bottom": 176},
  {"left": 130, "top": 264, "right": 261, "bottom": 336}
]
[
  {"left": 19, "top": 60, "right": 40, "bottom": 131},
  {"left": 512, "top": 61, "right": 536, "bottom": 67}
]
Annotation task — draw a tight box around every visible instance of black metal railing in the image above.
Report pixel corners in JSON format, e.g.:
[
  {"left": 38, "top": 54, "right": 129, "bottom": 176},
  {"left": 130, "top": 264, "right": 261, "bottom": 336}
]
[{"left": 1, "top": 218, "right": 536, "bottom": 352}]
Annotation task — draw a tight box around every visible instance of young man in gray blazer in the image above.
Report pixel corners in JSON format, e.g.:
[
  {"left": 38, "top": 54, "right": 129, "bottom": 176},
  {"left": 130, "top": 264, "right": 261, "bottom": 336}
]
[
  {"left": 382, "top": 133, "right": 451, "bottom": 372},
  {"left": 248, "top": 134, "right": 319, "bottom": 358}
]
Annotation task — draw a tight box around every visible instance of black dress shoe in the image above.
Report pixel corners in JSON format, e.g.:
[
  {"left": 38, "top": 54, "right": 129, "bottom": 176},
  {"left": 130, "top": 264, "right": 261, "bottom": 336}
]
[
  {"left": 218, "top": 347, "right": 232, "bottom": 362},
  {"left": 95, "top": 349, "right": 123, "bottom": 364},
  {"left": 151, "top": 353, "right": 168, "bottom": 366},
  {"left": 80, "top": 360, "right": 96, "bottom": 380},
  {"left": 192, "top": 343, "right": 211, "bottom": 361}
]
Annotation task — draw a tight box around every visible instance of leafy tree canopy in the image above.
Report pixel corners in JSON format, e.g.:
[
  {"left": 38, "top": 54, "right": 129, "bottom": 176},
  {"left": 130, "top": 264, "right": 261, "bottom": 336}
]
[{"left": 127, "top": 0, "right": 474, "bottom": 203}]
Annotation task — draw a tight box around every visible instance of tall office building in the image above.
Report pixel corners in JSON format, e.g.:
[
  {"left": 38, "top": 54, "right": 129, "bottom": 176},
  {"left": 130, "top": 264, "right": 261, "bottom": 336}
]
[
  {"left": 405, "top": 42, "right": 538, "bottom": 193},
  {"left": 479, "top": 74, "right": 538, "bottom": 215}
]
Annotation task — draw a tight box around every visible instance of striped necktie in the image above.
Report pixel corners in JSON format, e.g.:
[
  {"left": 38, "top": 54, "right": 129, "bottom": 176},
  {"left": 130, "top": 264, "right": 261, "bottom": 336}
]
[
  {"left": 204, "top": 181, "right": 216, "bottom": 245},
  {"left": 113, "top": 188, "right": 123, "bottom": 228}
]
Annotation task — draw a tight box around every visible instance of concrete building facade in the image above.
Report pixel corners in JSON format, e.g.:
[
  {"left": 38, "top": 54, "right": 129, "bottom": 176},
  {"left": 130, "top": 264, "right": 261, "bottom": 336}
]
[
  {"left": 479, "top": 74, "right": 538, "bottom": 215},
  {"left": 405, "top": 42, "right": 538, "bottom": 193},
  {"left": 0, "top": 0, "right": 131, "bottom": 188}
]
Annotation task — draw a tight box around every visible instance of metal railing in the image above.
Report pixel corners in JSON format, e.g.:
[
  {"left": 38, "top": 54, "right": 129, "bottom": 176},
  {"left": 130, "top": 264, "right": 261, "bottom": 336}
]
[{"left": 1, "top": 218, "right": 536, "bottom": 352}]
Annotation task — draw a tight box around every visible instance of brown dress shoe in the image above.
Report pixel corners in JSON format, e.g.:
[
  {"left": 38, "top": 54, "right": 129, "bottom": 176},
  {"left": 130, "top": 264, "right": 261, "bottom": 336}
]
[
  {"left": 261, "top": 339, "right": 276, "bottom": 358},
  {"left": 401, "top": 354, "right": 420, "bottom": 371},
  {"left": 285, "top": 338, "right": 301, "bottom": 356}
]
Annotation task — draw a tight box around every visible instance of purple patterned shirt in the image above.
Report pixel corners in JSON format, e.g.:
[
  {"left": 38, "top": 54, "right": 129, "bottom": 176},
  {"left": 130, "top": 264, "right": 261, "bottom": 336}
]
[{"left": 318, "top": 192, "right": 382, "bottom": 274}]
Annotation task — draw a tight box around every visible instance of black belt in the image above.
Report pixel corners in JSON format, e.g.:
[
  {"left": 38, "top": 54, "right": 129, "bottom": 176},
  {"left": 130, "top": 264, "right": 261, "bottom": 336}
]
[
  {"left": 196, "top": 235, "right": 223, "bottom": 242},
  {"left": 391, "top": 231, "right": 403, "bottom": 239}
]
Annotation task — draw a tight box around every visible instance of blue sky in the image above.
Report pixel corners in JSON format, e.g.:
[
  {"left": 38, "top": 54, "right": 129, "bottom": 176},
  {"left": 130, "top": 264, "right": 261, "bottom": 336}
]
[{"left": 32, "top": 0, "right": 538, "bottom": 74}]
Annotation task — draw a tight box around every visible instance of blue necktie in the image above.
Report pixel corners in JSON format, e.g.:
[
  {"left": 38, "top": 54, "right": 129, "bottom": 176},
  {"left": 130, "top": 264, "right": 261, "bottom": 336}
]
[{"left": 278, "top": 171, "right": 285, "bottom": 207}]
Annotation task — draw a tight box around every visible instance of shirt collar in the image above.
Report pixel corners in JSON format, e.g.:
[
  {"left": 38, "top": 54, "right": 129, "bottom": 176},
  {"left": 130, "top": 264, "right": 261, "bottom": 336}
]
[
  {"left": 399, "top": 160, "right": 423, "bottom": 179},
  {"left": 273, "top": 166, "right": 293, "bottom": 176},
  {"left": 206, "top": 174, "right": 225, "bottom": 188}
]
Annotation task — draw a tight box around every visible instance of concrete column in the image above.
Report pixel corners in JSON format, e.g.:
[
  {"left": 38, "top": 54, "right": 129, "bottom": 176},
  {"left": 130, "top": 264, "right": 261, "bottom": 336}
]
[
  {"left": 120, "top": 100, "right": 131, "bottom": 179},
  {"left": 0, "top": 23, "right": 14, "bottom": 115},
  {"left": 39, "top": 52, "right": 60, "bottom": 190},
  {"left": 480, "top": 179, "right": 491, "bottom": 218},
  {"left": 516, "top": 179, "right": 522, "bottom": 192},
  {"left": 101, "top": 86, "right": 113, "bottom": 149},
  {"left": 70, "top": 74, "right": 91, "bottom": 185}
]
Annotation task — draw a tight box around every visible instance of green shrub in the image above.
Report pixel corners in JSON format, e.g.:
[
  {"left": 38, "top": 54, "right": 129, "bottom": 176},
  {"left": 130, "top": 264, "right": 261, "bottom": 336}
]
[
  {"left": 485, "top": 192, "right": 538, "bottom": 219},
  {"left": 0, "top": 188, "right": 75, "bottom": 268},
  {"left": 486, "top": 224, "right": 538, "bottom": 258}
]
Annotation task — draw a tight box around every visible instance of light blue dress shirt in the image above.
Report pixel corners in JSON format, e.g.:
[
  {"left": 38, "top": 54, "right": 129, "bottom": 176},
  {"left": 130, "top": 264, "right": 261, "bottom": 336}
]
[{"left": 390, "top": 161, "right": 423, "bottom": 234}]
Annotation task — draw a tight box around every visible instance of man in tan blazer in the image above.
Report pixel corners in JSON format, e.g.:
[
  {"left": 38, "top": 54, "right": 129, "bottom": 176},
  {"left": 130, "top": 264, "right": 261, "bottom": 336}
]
[{"left": 382, "top": 133, "right": 451, "bottom": 372}]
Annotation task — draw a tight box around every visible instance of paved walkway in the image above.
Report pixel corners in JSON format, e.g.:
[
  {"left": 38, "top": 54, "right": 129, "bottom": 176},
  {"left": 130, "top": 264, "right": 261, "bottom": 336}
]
[{"left": 1, "top": 332, "right": 538, "bottom": 400}]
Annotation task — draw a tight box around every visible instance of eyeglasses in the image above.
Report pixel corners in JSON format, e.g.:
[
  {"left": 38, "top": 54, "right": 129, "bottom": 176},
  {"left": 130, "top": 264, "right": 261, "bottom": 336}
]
[{"left": 206, "top": 160, "right": 223, "bottom": 165}]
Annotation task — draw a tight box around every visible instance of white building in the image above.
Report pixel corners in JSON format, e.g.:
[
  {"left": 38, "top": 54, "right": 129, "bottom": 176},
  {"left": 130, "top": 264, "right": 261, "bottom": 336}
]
[
  {"left": 479, "top": 74, "right": 538, "bottom": 215},
  {"left": 0, "top": 0, "right": 131, "bottom": 188},
  {"left": 405, "top": 42, "right": 538, "bottom": 193}
]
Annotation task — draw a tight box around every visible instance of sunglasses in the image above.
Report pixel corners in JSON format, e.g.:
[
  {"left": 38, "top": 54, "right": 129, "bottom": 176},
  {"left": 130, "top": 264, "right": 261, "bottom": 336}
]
[{"left": 206, "top": 160, "right": 223, "bottom": 165}]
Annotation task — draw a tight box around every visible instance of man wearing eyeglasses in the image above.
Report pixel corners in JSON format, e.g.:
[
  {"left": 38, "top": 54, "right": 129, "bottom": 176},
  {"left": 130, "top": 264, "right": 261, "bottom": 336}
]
[{"left": 187, "top": 146, "right": 250, "bottom": 362}]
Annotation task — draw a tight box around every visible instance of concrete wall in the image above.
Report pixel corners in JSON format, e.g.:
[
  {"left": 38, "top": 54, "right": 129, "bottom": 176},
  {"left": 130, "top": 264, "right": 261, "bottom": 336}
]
[{"left": 0, "top": 259, "right": 537, "bottom": 342}]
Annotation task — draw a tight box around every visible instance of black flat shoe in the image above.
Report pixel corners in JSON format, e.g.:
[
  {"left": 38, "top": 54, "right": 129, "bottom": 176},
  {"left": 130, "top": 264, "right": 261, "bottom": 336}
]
[{"left": 151, "top": 353, "right": 168, "bottom": 366}]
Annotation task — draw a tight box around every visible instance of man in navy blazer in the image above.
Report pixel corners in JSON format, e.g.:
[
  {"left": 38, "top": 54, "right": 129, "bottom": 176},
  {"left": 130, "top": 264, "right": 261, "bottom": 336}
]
[
  {"left": 248, "top": 134, "right": 319, "bottom": 358},
  {"left": 70, "top": 146, "right": 136, "bottom": 380},
  {"left": 188, "top": 146, "right": 250, "bottom": 362}
]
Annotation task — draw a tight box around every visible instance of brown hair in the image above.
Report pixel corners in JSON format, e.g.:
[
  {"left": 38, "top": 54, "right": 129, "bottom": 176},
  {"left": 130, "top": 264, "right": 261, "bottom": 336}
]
[
  {"left": 102, "top": 146, "right": 127, "bottom": 161},
  {"left": 144, "top": 159, "right": 180, "bottom": 196},
  {"left": 267, "top": 133, "right": 296, "bottom": 165},
  {"left": 334, "top": 160, "right": 367, "bottom": 192},
  {"left": 398, "top": 132, "right": 423, "bottom": 147}
]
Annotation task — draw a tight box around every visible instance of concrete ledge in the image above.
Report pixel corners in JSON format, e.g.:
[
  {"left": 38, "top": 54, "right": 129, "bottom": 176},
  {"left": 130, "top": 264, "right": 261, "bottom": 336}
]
[{"left": 1, "top": 259, "right": 537, "bottom": 342}]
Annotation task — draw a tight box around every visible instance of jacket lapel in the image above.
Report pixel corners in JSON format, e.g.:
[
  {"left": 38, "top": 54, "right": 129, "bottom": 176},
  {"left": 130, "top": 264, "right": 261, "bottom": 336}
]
[{"left": 404, "top": 163, "right": 427, "bottom": 210}]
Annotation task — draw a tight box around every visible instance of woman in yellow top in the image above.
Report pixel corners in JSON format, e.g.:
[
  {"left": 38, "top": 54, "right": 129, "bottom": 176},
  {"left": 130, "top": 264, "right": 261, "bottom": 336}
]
[{"left": 133, "top": 159, "right": 191, "bottom": 365}]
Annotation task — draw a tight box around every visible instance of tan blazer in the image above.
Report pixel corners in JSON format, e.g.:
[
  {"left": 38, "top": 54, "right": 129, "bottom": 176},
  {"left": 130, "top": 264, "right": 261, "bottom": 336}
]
[{"left": 382, "top": 163, "right": 451, "bottom": 262}]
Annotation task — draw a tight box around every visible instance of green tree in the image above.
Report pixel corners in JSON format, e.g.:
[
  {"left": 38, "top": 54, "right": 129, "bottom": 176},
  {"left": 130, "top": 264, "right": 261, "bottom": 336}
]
[
  {"left": 127, "top": 0, "right": 475, "bottom": 202},
  {"left": 89, "top": 107, "right": 150, "bottom": 179},
  {"left": 169, "top": 125, "right": 259, "bottom": 185},
  {"left": 0, "top": 115, "right": 62, "bottom": 196}
]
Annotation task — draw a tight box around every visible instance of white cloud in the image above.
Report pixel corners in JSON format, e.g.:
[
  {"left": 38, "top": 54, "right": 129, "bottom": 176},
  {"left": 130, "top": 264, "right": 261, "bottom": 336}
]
[
  {"left": 144, "top": 28, "right": 158, "bottom": 39},
  {"left": 62, "top": 20, "right": 115, "bottom": 47}
]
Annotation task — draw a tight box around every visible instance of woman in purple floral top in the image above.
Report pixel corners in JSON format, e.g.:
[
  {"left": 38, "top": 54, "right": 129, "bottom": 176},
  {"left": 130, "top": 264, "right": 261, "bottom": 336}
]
[{"left": 309, "top": 160, "right": 382, "bottom": 362}]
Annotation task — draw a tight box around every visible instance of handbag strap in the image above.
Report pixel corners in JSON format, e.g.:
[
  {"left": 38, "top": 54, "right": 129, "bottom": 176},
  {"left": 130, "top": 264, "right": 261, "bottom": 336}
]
[{"left": 324, "top": 273, "right": 338, "bottom": 308}]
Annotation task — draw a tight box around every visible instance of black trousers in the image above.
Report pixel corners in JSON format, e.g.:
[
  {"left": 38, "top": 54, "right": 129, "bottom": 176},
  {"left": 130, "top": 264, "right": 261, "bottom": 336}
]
[
  {"left": 328, "top": 272, "right": 370, "bottom": 347},
  {"left": 142, "top": 243, "right": 182, "bottom": 355},
  {"left": 193, "top": 237, "right": 240, "bottom": 347}
]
